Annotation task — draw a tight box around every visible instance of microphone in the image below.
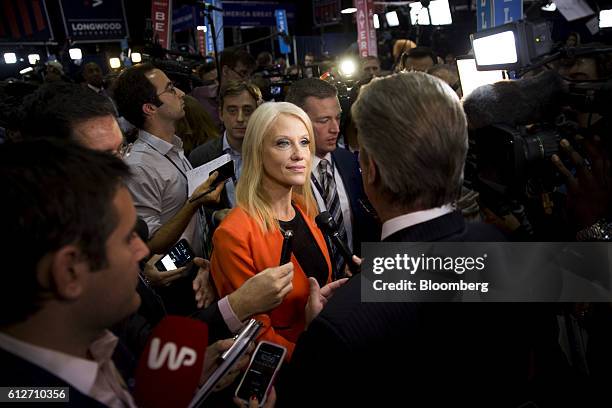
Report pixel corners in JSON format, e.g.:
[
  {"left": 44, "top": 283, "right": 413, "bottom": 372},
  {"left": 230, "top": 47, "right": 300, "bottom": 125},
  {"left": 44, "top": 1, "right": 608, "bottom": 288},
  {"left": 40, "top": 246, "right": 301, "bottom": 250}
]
[
  {"left": 280, "top": 230, "right": 293, "bottom": 265},
  {"left": 134, "top": 316, "right": 208, "bottom": 408},
  {"left": 463, "top": 70, "right": 567, "bottom": 129},
  {"left": 315, "top": 212, "right": 360, "bottom": 275}
]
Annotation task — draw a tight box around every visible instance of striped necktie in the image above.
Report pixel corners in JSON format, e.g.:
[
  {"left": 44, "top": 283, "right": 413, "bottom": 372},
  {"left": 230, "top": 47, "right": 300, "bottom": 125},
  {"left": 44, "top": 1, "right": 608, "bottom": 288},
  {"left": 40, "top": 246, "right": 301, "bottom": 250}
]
[{"left": 319, "top": 159, "right": 348, "bottom": 278}]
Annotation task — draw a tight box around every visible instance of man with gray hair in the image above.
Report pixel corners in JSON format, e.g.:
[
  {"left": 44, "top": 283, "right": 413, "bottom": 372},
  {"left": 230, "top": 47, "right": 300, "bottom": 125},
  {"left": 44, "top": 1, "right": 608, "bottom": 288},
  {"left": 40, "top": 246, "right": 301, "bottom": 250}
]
[{"left": 282, "top": 73, "right": 539, "bottom": 407}]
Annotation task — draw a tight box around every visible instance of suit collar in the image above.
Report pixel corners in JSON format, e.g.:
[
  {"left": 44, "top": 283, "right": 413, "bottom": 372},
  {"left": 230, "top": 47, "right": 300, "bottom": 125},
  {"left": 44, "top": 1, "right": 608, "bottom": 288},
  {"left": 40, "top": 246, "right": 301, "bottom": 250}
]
[{"left": 382, "top": 211, "right": 466, "bottom": 242}]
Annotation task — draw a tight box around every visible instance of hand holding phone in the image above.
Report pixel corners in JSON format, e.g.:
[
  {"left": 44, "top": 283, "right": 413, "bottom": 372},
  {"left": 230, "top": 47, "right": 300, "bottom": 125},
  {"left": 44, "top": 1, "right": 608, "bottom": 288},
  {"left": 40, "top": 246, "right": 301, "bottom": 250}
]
[
  {"left": 234, "top": 341, "right": 286, "bottom": 407},
  {"left": 155, "top": 238, "right": 195, "bottom": 271}
]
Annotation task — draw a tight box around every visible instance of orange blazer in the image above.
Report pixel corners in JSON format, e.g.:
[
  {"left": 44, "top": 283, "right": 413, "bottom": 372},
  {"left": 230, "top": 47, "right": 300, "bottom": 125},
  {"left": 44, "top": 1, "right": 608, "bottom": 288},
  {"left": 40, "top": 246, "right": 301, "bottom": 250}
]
[{"left": 210, "top": 203, "right": 332, "bottom": 360}]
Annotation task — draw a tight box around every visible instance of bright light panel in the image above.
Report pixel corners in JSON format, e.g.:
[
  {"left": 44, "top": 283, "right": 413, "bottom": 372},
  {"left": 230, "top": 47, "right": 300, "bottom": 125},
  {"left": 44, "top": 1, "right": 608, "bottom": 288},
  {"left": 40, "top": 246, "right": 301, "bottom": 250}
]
[
  {"left": 341, "top": 7, "right": 357, "bottom": 14},
  {"left": 109, "top": 57, "right": 121, "bottom": 69},
  {"left": 131, "top": 52, "right": 142, "bottom": 63},
  {"left": 386, "top": 11, "right": 400, "bottom": 27},
  {"left": 457, "top": 58, "right": 506, "bottom": 99},
  {"left": 600, "top": 9, "right": 612, "bottom": 28},
  {"left": 20, "top": 67, "right": 34, "bottom": 74},
  {"left": 473, "top": 30, "right": 518, "bottom": 66},
  {"left": 196, "top": 25, "right": 207, "bottom": 32},
  {"left": 409, "top": 0, "right": 452, "bottom": 25},
  {"left": 541, "top": 2, "right": 557, "bottom": 12},
  {"left": 339, "top": 59, "right": 357, "bottom": 77},
  {"left": 4, "top": 53, "right": 17, "bottom": 64},
  {"left": 69, "top": 48, "right": 82, "bottom": 60},
  {"left": 373, "top": 14, "right": 380, "bottom": 29},
  {"left": 28, "top": 54, "right": 41, "bottom": 65}
]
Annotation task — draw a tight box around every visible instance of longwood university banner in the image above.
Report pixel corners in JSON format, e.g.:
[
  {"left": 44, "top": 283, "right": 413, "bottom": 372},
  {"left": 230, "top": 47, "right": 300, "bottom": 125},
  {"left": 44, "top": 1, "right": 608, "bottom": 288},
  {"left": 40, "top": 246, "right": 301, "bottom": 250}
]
[
  {"left": 59, "top": 0, "right": 129, "bottom": 43},
  {"left": 355, "top": 0, "right": 377, "bottom": 57}
]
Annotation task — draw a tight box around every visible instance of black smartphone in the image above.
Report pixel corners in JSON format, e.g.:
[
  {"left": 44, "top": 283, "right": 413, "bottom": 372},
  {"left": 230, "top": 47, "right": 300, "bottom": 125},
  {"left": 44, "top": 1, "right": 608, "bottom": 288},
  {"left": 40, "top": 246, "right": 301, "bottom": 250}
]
[
  {"left": 154, "top": 238, "right": 195, "bottom": 271},
  {"left": 210, "top": 160, "right": 235, "bottom": 186},
  {"left": 235, "top": 341, "right": 286, "bottom": 407}
]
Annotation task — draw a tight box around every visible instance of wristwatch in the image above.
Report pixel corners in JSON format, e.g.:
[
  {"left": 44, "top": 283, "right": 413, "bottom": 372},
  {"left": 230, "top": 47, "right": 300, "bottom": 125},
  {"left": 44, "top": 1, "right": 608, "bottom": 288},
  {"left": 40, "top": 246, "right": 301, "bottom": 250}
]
[{"left": 576, "top": 218, "right": 612, "bottom": 241}]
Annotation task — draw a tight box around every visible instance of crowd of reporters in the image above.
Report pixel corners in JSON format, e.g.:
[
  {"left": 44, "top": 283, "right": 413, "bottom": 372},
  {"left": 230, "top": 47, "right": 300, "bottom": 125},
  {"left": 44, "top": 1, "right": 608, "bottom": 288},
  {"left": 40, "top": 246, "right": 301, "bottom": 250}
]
[{"left": 1, "top": 39, "right": 612, "bottom": 407}]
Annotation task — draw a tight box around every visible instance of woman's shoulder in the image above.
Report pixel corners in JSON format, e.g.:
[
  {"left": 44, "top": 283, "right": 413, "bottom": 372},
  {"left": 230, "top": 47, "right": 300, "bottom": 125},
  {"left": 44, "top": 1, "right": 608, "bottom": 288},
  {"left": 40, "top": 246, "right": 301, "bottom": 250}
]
[{"left": 217, "top": 207, "right": 253, "bottom": 231}]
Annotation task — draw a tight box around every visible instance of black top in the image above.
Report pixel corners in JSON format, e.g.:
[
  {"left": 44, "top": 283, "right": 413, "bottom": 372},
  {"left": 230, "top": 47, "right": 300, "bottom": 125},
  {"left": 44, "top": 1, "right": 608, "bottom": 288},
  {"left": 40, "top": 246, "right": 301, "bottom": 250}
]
[{"left": 278, "top": 206, "right": 328, "bottom": 287}]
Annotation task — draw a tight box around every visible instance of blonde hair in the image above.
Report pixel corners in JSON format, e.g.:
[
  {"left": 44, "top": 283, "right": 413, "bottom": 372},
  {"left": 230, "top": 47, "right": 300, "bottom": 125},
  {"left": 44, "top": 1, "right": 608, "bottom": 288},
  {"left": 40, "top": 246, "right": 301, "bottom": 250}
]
[{"left": 236, "top": 102, "right": 317, "bottom": 232}]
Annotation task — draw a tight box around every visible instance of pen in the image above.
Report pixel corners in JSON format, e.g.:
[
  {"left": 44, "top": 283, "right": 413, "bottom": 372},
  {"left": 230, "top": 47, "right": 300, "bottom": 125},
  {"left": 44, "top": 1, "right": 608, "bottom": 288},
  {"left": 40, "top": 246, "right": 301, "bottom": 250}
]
[{"left": 188, "top": 186, "right": 216, "bottom": 203}]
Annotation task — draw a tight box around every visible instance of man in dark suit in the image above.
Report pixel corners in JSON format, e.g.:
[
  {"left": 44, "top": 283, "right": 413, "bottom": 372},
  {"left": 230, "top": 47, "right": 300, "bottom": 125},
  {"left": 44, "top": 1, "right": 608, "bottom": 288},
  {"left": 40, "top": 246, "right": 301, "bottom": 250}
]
[
  {"left": 285, "top": 78, "right": 380, "bottom": 279},
  {"left": 189, "top": 80, "right": 262, "bottom": 225},
  {"left": 280, "top": 73, "right": 567, "bottom": 407},
  {"left": 0, "top": 140, "right": 150, "bottom": 406}
]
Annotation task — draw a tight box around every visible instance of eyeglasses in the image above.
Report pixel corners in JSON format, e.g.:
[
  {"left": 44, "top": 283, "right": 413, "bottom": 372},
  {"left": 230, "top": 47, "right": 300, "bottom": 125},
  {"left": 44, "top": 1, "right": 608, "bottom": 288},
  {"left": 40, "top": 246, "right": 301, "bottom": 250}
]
[{"left": 157, "top": 82, "right": 179, "bottom": 97}]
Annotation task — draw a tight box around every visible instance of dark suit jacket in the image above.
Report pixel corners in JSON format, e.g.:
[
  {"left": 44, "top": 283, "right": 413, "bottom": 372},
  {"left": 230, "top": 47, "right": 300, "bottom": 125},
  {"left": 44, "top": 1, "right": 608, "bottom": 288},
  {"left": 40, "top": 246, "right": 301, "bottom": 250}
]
[
  {"left": 0, "top": 347, "right": 108, "bottom": 407},
  {"left": 188, "top": 136, "right": 231, "bottom": 210},
  {"left": 324, "top": 148, "right": 381, "bottom": 256},
  {"left": 280, "top": 212, "right": 569, "bottom": 407}
]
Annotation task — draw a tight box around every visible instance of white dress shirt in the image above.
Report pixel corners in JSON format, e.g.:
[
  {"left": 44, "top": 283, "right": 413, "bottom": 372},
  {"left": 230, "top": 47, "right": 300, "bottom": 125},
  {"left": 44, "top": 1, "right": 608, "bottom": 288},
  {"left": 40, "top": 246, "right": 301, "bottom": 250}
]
[
  {"left": 0, "top": 331, "right": 136, "bottom": 408},
  {"left": 381, "top": 205, "right": 454, "bottom": 241}
]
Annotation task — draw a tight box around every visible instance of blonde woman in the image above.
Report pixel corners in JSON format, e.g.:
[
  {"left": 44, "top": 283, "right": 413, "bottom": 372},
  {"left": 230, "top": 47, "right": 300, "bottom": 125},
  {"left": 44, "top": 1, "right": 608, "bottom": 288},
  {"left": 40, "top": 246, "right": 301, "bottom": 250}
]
[{"left": 210, "top": 102, "right": 332, "bottom": 360}]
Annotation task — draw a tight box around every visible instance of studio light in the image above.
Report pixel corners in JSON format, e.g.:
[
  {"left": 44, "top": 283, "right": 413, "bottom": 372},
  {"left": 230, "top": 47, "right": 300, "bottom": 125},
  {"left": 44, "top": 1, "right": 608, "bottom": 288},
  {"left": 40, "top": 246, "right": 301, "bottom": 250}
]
[
  {"left": 541, "top": 2, "right": 557, "bottom": 12},
  {"left": 341, "top": 8, "right": 357, "bottom": 14},
  {"left": 109, "top": 57, "right": 121, "bottom": 69},
  {"left": 339, "top": 58, "right": 357, "bottom": 77},
  {"left": 131, "top": 52, "right": 142, "bottom": 63},
  {"left": 196, "top": 25, "right": 207, "bottom": 32},
  {"left": 600, "top": 9, "right": 612, "bottom": 28},
  {"left": 409, "top": 0, "right": 452, "bottom": 26},
  {"left": 28, "top": 54, "right": 41, "bottom": 65},
  {"left": 19, "top": 67, "right": 34, "bottom": 75},
  {"left": 470, "top": 20, "right": 553, "bottom": 71},
  {"left": 473, "top": 30, "right": 518, "bottom": 66},
  {"left": 373, "top": 14, "right": 380, "bottom": 29},
  {"left": 385, "top": 11, "right": 400, "bottom": 27},
  {"left": 3, "top": 53, "right": 17, "bottom": 64},
  {"left": 69, "top": 48, "right": 82, "bottom": 60}
]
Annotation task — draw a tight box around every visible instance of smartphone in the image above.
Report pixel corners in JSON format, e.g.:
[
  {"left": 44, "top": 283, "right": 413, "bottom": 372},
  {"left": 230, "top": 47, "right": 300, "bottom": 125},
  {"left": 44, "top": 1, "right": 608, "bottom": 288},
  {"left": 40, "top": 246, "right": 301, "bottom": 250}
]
[
  {"left": 154, "top": 238, "right": 195, "bottom": 271},
  {"left": 188, "top": 319, "right": 263, "bottom": 408},
  {"left": 235, "top": 341, "right": 286, "bottom": 406},
  {"left": 210, "top": 160, "right": 235, "bottom": 186}
]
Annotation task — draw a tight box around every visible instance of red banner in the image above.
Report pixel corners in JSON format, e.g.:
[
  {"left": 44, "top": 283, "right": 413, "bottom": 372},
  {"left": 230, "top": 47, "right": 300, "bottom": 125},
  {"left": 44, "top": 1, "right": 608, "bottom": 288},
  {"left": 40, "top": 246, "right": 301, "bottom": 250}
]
[
  {"left": 355, "top": 0, "right": 377, "bottom": 57},
  {"left": 151, "top": 0, "right": 172, "bottom": 49},
  {"left": 197, "top": 29, "right": 206, "bottom": 56}
]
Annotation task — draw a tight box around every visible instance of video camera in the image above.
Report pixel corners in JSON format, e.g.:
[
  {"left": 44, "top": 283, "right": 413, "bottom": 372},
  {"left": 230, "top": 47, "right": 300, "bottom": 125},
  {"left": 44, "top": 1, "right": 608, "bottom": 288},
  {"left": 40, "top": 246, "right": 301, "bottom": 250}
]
[{"left": 464, "top": 20, "right": 612, "bottom": 236}]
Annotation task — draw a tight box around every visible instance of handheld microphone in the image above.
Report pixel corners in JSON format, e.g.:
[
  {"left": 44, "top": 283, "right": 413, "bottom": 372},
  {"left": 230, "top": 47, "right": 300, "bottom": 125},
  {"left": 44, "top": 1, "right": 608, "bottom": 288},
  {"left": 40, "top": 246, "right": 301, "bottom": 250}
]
[
  {"left": 134, "top": 316, "right": 208, "bottom": 408},
  {"left": 315, "top": 212, "right": 360, "bottom": 275},
  {"left": 280, "top": 230, "right": 293, "bottom": 265}
]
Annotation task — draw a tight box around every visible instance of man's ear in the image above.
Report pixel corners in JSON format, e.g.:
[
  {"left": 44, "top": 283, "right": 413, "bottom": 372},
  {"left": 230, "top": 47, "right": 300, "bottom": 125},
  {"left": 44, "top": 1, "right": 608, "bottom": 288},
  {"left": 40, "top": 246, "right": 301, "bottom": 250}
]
[
  {"left": 142, "top": 102, "right": 157, "bottom": 117},
  {"left": 48, "top": 245, "right": 89, "bottom": 301}
]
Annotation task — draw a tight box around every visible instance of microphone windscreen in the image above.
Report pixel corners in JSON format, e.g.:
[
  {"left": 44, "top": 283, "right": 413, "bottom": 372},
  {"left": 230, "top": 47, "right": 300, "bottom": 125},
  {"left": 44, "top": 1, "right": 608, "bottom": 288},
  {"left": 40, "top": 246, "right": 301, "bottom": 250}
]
[
  {"left": 315, "top": 211, "right": 334, "bottom": 233},
  {"left": 134, "top": 316, "right": 208, "bottom": 408},
  {"left": 463, "top": 70, "right": 566, "bottom": 129}
]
